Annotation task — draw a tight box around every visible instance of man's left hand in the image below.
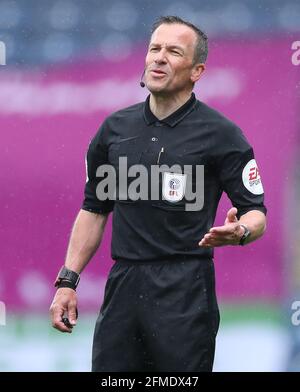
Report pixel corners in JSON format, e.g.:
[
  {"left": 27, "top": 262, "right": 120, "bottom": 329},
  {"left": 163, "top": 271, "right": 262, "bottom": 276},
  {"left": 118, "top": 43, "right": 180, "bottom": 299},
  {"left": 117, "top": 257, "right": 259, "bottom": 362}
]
[{"left": 198, "top": 207, "right": 244, "bottom": 247}]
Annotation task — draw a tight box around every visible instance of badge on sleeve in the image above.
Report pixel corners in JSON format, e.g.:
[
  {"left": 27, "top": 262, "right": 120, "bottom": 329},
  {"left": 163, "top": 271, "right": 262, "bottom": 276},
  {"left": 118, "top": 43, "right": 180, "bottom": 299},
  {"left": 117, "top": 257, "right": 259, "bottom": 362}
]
[
  {"left": 162, "top": 172, "right": 187, "bottom": 202},
  {"left": 242, "top": 159, "right": 264, "bottom": 195}
]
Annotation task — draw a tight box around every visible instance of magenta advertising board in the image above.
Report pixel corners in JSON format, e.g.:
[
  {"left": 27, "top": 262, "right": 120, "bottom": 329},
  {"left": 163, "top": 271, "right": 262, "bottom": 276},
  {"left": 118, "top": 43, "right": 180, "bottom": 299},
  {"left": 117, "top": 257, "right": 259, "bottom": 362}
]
[{"left": 0, "top": 39, "right": 298, "bottom": 310}]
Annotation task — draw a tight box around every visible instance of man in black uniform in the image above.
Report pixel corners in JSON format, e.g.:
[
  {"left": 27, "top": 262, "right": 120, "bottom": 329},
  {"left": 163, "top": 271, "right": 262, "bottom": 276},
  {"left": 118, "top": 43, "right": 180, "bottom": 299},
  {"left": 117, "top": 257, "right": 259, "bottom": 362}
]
[{"left": 50, "top": 16, "right": 267, "bottom": 372}]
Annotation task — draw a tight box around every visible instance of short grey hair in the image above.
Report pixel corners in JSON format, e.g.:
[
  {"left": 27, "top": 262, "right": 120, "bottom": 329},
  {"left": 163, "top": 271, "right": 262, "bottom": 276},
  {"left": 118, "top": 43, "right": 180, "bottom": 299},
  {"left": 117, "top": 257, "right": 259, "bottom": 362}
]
[{"left": 151, "top": 15, "right": 208, "bottom": 64}]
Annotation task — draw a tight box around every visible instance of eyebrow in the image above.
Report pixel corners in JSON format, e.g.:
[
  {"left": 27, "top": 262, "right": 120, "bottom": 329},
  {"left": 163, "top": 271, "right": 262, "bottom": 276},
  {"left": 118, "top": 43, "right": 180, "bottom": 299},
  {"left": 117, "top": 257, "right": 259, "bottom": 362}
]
[{"left": 149, "top": 43, "right": 185, "bottom": 53}]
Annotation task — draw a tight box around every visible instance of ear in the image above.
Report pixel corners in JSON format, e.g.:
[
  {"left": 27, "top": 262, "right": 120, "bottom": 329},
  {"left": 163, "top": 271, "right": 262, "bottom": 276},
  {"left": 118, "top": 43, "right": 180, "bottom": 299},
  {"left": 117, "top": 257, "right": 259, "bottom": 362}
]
[{"left": 190, "top": 63, "right": 205, "bottom": 83}]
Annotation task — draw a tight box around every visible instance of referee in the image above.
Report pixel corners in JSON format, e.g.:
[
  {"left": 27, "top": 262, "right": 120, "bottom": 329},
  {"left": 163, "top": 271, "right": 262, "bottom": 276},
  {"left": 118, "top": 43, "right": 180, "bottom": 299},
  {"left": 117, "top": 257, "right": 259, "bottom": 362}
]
[{"left": 50, "top": 16, "right": 267, "bottom": 372}]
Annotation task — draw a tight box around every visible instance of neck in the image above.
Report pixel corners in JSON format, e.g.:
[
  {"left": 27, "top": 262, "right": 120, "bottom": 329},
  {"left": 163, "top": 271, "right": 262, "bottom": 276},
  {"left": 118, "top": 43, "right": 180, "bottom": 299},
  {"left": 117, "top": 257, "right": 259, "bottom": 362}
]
[{"left": 149, "top": 90, "right": 193, "bottom": 120}]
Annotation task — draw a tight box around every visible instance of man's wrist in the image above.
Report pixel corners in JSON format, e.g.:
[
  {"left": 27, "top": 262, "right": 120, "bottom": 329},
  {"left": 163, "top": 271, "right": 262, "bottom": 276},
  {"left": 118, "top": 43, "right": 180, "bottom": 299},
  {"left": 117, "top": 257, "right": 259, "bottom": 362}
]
[
  {"left": 238, "top": 224, "right": 251, "bottom": 246},
  {"left": 56, "top": 280, "right": 77, "bottom": 291},
  {"left": 54, "top": 266, "right": 80, "bottom": 290}
]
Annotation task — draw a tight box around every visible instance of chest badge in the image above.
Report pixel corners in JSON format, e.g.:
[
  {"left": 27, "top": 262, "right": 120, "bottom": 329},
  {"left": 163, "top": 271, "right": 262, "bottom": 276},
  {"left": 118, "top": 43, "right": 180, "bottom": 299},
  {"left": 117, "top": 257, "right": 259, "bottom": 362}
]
[{"left": 162, "top": 172, "right": 187, "bottom": 202}]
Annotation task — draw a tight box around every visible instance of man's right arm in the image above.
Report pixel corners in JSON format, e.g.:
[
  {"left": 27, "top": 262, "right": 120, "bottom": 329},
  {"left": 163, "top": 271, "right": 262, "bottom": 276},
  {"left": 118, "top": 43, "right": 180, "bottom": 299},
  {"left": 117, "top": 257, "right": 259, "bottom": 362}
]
[
  {"left": 49, "top": 209, "right": 109, "bottom": 333},
  {"left": 64, "top": 209, "right": 109, "bottom": 274},
  {"left": 50, "top": 120, "right": 114, "bottom": 332}
]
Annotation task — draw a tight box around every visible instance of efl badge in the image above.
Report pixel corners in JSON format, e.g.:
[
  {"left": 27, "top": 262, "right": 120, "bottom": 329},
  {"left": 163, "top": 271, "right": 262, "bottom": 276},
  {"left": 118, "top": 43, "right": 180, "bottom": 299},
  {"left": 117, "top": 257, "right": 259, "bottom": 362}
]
[
  {"left": 162, "top": 172, "right": 187, "bottom": 202},
  {"left": 242, "top": 159, "right": 264, "bottom": 195}
]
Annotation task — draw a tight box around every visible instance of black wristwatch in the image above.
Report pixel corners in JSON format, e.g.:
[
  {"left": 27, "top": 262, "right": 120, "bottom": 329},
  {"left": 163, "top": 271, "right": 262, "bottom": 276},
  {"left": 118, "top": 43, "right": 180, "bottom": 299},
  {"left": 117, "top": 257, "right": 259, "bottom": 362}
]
[
  {"left": 239, "top": 224, "right": 251, "bottom": 246},
  {"left": 54, "top": 266, "right": 80, "bottom": 290}
]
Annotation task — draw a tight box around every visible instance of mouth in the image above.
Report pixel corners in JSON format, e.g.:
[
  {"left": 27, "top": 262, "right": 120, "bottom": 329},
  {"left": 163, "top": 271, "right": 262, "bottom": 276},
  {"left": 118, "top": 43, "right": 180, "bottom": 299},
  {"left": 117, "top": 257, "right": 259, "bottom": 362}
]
[
  {"left": 149, "top": 69, "right": 167, "bottom": 80},
  {"left": 151, "top": 69, "right": 167, "bottom": 75}
]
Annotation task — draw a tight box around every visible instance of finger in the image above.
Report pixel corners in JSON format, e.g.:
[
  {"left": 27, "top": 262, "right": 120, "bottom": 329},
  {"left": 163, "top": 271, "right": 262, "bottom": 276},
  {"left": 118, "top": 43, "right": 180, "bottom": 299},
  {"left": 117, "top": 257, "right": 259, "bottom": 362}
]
[
  {"left": 200, "top": 232, "right": 233, "bottom": 243},
  {"left": 68, "top": 302, "right": 78, "bottom": 326},
  {"left": 199, "top": 231, "right": 219, "bottom": 243},
  {"left": 199, "top": 241, "right": 221, "bottom": 248},
  {"left": 55, "top": 320, "right": 73, "bottom": 333},
  {"left": 199, "top": 229, "right": 230, "bottom": 244},
  {"left": 51, "top": 305, "right": 73, "bottom": 333},
  {"left": 209, "top": 226, "right": 233, "bottom": 234},
  {"left": 226, "top": 207, "right": 238, "bottom": 223},
  {"left": 199, "top": 235, "right": 218, "bottom": 246},
  {"left": 200, "top": 238, "right": 231, "bottom": 247},
  {"left": 224, "top": 217, "right": 232, "bottom": 225},
  {"left": 199, "top": 233, "right": 214, "bottom": 244},
  {"left": 199, "top": 237, "right": 208, "bottom": 246},
  {"left": 206, "top": 235, "right": 231, "bottom": 244},
  {"left": 199, "top": 240, "right": 213, "bottom": 247}
]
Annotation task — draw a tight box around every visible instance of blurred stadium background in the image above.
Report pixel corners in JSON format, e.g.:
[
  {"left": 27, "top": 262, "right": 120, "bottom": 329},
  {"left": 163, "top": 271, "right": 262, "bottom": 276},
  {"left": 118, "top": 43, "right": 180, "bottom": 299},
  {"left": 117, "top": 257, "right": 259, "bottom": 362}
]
[{"left": 0, "top": 0, "right": 300, "bottom": 371}]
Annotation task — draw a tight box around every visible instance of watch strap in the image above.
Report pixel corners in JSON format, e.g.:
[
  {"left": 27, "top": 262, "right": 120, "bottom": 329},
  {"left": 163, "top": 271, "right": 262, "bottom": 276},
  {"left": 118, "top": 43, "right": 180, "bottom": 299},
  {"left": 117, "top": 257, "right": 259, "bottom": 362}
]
[
  {"left": 54, "top": 266, "right": 80, "bottom": 290},
  {"left": 56, "top": 280, "right": 77, "bottom": 291},
  {"left": 239, "top": 224, "right": 251, "bottom": 246}
]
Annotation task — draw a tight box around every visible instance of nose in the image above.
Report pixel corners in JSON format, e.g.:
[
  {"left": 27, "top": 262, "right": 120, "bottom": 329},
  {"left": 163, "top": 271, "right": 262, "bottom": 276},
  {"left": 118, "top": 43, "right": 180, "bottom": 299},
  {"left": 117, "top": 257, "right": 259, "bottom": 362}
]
[{"left": 154, "top": 48, "right": 167, "bottom": 64}]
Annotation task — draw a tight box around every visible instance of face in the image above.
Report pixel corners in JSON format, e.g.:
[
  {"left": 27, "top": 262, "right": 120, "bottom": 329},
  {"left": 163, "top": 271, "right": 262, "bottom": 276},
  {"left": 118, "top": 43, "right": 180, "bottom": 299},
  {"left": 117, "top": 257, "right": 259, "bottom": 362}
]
[{"left": 145, "top": 23, "right": 204, "bottom": 95}]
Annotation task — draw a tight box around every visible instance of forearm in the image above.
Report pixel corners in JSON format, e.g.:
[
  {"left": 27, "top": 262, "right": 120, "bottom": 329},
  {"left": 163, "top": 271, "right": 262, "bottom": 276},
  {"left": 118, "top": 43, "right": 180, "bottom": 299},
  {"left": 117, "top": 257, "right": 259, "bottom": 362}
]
[
  {"left": 239, "top": 210, "right": 266, "bottom": 245},
  {"left": 64, "top": 209, "right": 109, "bottom": 273}
]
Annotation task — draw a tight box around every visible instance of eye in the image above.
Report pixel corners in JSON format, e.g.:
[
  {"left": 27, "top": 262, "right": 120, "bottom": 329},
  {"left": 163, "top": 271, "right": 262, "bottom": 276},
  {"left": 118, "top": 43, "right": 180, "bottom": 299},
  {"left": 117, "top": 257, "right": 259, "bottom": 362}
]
[
  {"left": 171, "top": 50, "right": 181, "bottom": 55},
  {"left": 150, "top": 47, "right": 159, "bottom": 52}
]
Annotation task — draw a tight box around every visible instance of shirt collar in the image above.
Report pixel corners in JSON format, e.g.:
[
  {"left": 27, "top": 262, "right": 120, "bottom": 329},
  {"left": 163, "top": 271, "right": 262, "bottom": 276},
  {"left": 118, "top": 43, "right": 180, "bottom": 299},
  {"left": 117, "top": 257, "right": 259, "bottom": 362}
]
[{"left": 143, "top": 92, "right": 197, "bottom": 127}]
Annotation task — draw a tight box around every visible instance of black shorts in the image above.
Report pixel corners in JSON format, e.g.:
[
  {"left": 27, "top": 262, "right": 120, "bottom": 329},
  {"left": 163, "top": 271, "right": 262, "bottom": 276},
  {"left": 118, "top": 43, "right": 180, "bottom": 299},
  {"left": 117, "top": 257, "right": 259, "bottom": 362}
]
[{"left": 92, "top": 257, "right": 220, "bottom": 372}]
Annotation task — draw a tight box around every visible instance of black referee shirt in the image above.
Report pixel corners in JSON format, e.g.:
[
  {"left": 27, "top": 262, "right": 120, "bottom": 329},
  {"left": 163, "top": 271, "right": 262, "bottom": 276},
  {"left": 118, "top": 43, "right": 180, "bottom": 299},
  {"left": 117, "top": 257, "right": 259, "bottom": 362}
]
[{"left": 82, "top": 93, "right": 267, "bottom": 262}]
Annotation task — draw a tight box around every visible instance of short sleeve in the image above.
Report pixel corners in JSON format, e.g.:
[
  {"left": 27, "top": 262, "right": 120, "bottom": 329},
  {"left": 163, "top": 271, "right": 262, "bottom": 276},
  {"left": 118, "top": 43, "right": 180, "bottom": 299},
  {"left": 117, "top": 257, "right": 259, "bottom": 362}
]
[
  {"left": 81, "top": 122, "right": 115, "bottom": 214},
  {"left": 214, "top": 126, "right": 267, "bottom": 219}
]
